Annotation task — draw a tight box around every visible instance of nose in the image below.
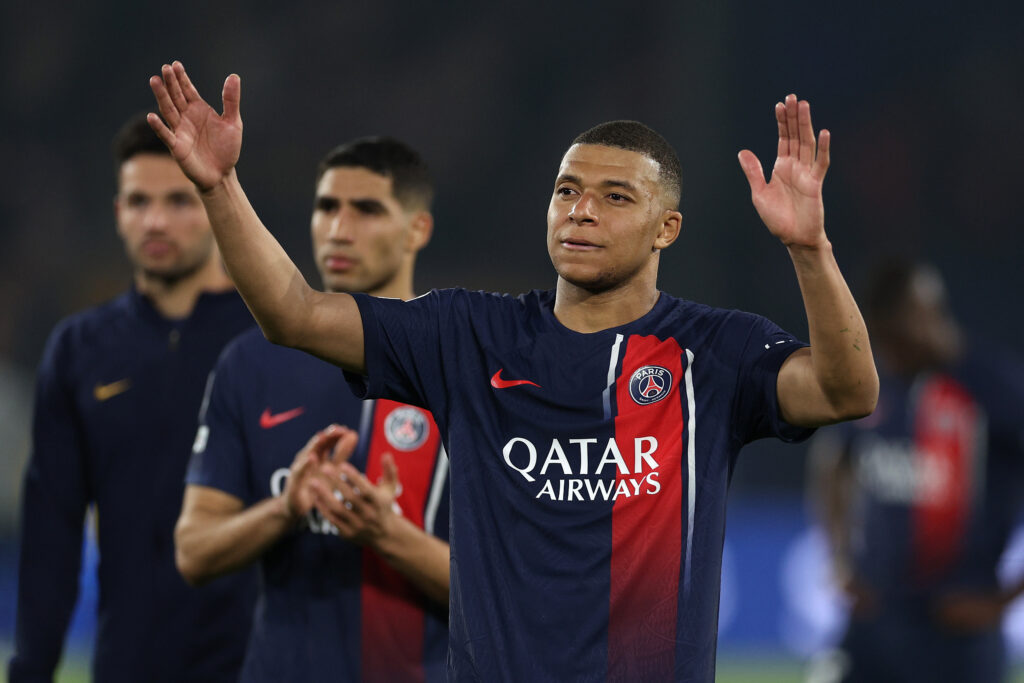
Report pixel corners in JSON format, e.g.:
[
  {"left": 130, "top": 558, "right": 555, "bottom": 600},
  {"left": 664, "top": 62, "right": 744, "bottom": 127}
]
[
  {"left": 327, "top": 207, "right": 355, "bottom": 242},
  {"left": 568, "top": 191, "right": 598, "bottom": 224},
  {"left": 142, "top": 204, "right": 170, "bottom": 231}
]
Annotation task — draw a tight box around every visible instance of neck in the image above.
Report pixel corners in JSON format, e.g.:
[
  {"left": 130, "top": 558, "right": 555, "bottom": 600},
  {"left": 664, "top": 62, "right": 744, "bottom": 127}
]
[
  {"left": 365, "top": 263, "right": 417, "bottom": 302},
  {"left": 553, "top": 275, "right": 660, "bottom": 334},
  {"left": 135, "top": 256, "right": 234, "bottom": 319}
]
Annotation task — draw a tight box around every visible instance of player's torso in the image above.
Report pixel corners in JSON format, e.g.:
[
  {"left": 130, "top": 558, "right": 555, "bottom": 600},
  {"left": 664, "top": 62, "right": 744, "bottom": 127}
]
[
  {"left": 440, "top": 292, "right": 745, "bottom": 682},
  {"left": 60, "top": 291, "right": 256, "bottom": 679},
  {"left": 231, "top": 339, "right": 449, "bottom": 683},
  {"left": 71, "top": 293, "right": 251, "bottom": 512},
  {"left": 66, "top": 292, "right": 252, "bottom": 553},
  {"left": 848, "top": 369, "right": 1011, "bottom": 594}
]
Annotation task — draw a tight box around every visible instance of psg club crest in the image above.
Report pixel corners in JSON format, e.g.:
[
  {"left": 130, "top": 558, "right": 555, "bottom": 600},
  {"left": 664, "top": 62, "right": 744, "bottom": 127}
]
[
  {"left": 384, "top": 406, "right": 430, "bottom": 451},
  {"left": 628, "top": 365, "right": 673, "bottom": 406}
]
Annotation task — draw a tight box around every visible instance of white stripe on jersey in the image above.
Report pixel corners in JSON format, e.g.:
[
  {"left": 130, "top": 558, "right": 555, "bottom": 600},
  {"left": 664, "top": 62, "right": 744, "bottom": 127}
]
[
  {"left": 602, "top": 334, "right": 624, "bottom": 420},
  {"left": 683, "top": 348, "right": 697, "bottom": 595},
  {"left": 424, "top": 444, "right": 449, "bottom": 535},
  {"left": 358, "top": 398, "right": 375, "bottom": 436}
]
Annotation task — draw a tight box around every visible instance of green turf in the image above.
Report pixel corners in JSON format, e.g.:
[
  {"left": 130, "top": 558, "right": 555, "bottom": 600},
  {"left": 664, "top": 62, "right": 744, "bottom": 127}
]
[{"left": 4, "top": 642, "right": 1024, "bottom": 681}]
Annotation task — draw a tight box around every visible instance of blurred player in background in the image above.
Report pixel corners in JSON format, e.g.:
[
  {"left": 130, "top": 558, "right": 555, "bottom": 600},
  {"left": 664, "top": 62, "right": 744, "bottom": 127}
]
[
  {"left": 148, "top": 61, "right": 878, "bottom": 682},
  {"left": 8, "top": 115, "right": 256, "bottom": 682},
  {"left": 811, "top": 261, "right": 1024, "bottom": 683},
  {"left": 174, "top": 137, "right": 450, "bottom": 683}
]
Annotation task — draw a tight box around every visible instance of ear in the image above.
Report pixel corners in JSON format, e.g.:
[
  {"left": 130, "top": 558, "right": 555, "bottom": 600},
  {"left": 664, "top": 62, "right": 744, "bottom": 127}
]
[
  {"left": 406, "top": 210, "right": 434, "bottom": 253},
  {"left": 653, "top": 209, "right": 682, "bottom": 251}
]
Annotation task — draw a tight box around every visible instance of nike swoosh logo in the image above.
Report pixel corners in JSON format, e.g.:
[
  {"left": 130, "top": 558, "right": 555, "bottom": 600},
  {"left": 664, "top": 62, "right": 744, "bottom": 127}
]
[
  {"left": 260, "top": 407, "right": 305, "bottom": 429},
  {"left": 94, "top": 378, "right": 132, "bottom": 401},
  {"left": 490, "top": 369, "right": 541, "bottom": 389}
]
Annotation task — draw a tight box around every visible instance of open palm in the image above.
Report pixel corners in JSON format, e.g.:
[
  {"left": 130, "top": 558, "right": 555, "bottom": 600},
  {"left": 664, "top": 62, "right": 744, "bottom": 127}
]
[
  {"left": 738, "top": 94, "right": 830, "bottom": 248},
  {"left": 148, "top": 61, "right": 242, "bottom": 192}
]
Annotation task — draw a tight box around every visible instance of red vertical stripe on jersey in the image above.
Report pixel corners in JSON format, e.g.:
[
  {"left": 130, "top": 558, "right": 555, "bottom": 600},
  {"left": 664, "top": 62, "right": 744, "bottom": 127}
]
[
  {"left": 911, "top": 376, "right": 979, "bottom": 581},
  {"left": 608, "top": 335, "right": 685, "bottom": 680},
  {"left": 360, "top": 400, "right": 441, "bottom": 683}
]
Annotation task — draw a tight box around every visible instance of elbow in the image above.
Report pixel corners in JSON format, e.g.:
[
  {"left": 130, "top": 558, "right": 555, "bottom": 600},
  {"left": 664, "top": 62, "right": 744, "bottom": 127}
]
[
  {"left": 175, "top": 552, "right": 206, "bottom": 587},
  {"left": 174, "top": 525, "right": 212, "bottom": 587},
  {"left": 831, "top": 370, "right": 880, "bottom": 422},
  {"left": 260, "top": 323, "right": 293, "bottom": 348}
]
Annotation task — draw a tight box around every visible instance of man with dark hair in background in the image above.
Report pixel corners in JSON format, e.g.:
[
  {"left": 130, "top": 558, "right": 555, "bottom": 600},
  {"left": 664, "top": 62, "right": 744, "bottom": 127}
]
[
  {"left": 149, "top": 61, "right": 879, "bottom": 682},
  {"left": 811, "top": 262, "right": 1024, "bottom": 683},
  {"left": 174, "top": 137, "right": 451, "bottom": 683},
  {"left": 8, "top": 114, "right": 256, "bottom": 682}
]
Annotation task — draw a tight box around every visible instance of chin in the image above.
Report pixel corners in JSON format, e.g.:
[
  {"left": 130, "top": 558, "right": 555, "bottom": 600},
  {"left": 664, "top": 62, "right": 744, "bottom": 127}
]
[
  {"left": 323, "top": 275, "right": 365, "bottom": 294},
  {"left": 557, "top": 266, "right": 619, "bottom": 294}
]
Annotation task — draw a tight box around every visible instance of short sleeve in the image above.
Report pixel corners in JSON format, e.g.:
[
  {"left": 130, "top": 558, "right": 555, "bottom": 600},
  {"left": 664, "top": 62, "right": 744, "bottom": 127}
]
[
  {"left": 731, "top": 314, "right": 815, "bottom": 445},
  {"left": 184, "top": 347, "right": 251, "bottom": 503},
  {"left": 343, "top": 291, "right": 449, "bottom": 419}
]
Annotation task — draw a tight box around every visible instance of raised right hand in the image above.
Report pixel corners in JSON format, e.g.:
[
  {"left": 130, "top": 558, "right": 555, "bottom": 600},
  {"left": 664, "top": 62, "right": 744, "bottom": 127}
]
[{"left": 148, "top": 61, "right": 242, "bottom": 192}]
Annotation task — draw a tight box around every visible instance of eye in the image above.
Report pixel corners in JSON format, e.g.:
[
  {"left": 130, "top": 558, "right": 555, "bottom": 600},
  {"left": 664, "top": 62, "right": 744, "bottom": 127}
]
[
  {"left": 556, "top": 187, "right": 577, "bottom": 198},
  {"left": 608, "top": 193, "right": 630, "bottom": 203},
  {"left": 314, "top": 198, "right": 339, "bottom": 213},
  {"left": 352, "top": 200, "right": 387, "bottom": 216},
  {"left": 168, "top": 193, "right": 196, "bottom": 208},
  {"left": 124, "top": 194, "right": 148, "bottom": 208}
]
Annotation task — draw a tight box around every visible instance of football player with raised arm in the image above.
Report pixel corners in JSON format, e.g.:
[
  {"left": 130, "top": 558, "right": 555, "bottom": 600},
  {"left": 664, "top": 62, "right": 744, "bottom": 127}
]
[{"left": 149, "top": 61, "right": 878, "bottom": 682}]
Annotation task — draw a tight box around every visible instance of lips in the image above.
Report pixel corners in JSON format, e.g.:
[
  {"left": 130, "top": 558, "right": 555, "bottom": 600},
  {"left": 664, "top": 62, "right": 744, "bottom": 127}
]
[
  {"left": 141, "top": 239, "right": 174, "bottom": 257},
  {"left": 324, "top": 255, "right": 357, "bottom": 272},
  {"left": 560, "top": 236, "right": 601, "bottom": 251}
]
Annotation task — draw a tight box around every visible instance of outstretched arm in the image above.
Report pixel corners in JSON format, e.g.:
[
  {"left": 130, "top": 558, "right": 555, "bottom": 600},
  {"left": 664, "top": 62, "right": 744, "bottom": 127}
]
[
  {"left": 739, "top": 94, "right": 878, "bottom": 427},
  {"left": 312, "top": 455, "right": 450, "bottom": 604},
  {"left": 148, "top": 61, "right": 365, "bottom": 371},
  {"left": 175, "top": 426, "right": 358, "bottom": 585}
]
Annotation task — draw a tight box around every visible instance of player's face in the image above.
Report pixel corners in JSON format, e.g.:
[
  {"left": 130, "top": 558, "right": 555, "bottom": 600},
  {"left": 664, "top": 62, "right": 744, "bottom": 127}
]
[
  {"left": 893, "top": 268, "right": 962, "bottom": 370},
  {"left": 547, "top": 144, "right": 679, "bottom": 293},
  {"left": 311, "top": 167, "right": 414, "bottom": 295},
  {"left": 115, "top": 154, "right": 215, "bottom": 283}
]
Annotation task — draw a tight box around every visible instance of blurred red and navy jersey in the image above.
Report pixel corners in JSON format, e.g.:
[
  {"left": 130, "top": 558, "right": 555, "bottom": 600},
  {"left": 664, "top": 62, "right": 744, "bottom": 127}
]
[
  {"left": 830, "top": 345, "right": 1024, "bottom": 603},
  {"left": 346, "top": 288, "right": 811, "bottom": 682},
  {"left": 186, "top": 328, "right": 450, "bottom": 683}
]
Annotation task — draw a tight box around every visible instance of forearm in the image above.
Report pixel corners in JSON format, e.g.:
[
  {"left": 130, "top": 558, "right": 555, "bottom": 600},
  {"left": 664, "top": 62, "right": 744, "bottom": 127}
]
[
  {"left": 10, "top": 483, "right": 85, "bottom": 680},
  {"left": 175, "top": 493, "right": 297, "bottom": 585},
  {"left": 371, "top": 516, "right": 450, "bottom": 605},
  {"left": 200, "top": 170, "right": 316, "bottom": 346},
  {"left": 788, "top": 241, "right": 878, "bottom": 419},
  {"left": 202, "top": 171, "right": 366, "bottom": 369}
]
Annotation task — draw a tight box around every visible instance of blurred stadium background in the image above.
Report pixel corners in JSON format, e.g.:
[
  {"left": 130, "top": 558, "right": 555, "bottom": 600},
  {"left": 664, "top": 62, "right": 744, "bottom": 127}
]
[{"left": 2, "top": 1, "right": 1022, "bottom": 680}]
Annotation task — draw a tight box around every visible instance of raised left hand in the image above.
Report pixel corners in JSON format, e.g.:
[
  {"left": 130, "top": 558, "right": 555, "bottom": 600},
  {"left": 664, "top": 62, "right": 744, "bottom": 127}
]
[{"left": 738, "top": 93, "right": 830, "bottom": 249}]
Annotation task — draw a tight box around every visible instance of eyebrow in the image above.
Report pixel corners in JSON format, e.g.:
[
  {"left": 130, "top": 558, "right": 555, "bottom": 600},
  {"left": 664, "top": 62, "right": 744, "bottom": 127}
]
[
  {"left": 314, "top": 195, "right": 339, "bottom": 209},
  {"left": 314, "top": 196, "right": 389, "bottom": 211},
  {"left": 555, "top": 174, "right": 638, "bottom": 193}
]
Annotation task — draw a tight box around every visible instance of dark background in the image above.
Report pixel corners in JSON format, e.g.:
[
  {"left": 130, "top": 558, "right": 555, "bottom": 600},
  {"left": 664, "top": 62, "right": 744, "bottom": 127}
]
[{"left": 1, "top": 0, "right": 1021, "bottom": 535}]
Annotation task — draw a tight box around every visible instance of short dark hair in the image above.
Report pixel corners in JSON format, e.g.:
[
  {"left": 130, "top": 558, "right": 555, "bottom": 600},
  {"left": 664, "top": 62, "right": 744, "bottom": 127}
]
[
  {"left": 863, "top": 260, "right": 926, "bottom": 329},
  {"left": 572, "top": 121, "right": 682, "bottom": 208},
  {"left": 316, "top": 137, "right": 434, "bottom": 211},
  {"left": 112, "top": 113, "right": 170, "bottom": 182}
]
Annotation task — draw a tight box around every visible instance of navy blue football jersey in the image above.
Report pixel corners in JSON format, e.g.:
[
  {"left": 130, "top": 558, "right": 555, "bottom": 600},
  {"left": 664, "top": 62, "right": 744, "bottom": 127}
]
[
  {"left": 828, "top": 343, "right": 1024, "bottom": 602},
  {"left": 345, "top": 288, "right": 811, "bottom": 682},
  {"left": 9, "top": 288, "right": 257, "bottom": 683},
  {"left": 186, "top": 328, "right": 450, "bottom": 683}
]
